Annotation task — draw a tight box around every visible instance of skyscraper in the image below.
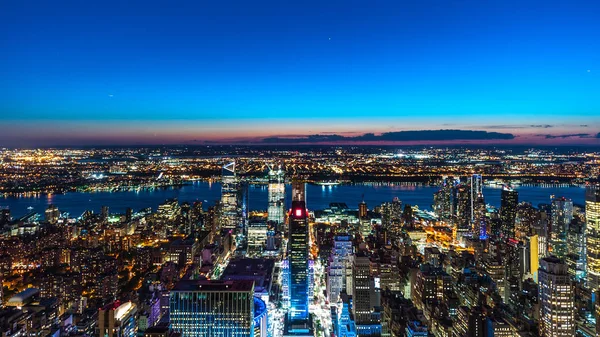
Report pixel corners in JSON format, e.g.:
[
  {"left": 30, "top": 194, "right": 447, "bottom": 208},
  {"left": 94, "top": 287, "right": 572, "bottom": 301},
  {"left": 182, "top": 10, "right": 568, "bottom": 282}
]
[
  {"left": 470, "top": 174, "right": 483, "bottom": 222},
  {"left": 499, "top": 186, "right": 518, "bottom": 239},
  {"left": 433, "top": 178, "right": 453, "bottom": 222},
  {"left": 268, "top": 165, "right": 285, "bottom": 224},
  {"left": 288, "top": 200, "right": 309, "bottom": 322},
  {"left": 359, "top": 200, "right": 368, "bottom": 219},
  {"left": 169, "top": 280, "right": 255, "bottom": 337},
  {"left": 327, "top": 234, "right": 353, "bottom": 303},
  {"left": 292, "top": 179, "right": 306, "bottom": 203},
  {"left": 549, "top": 197, "right": 573, "bottom": 259},
  {"left": 586, "top": 184, "right": 600, "bottom": 290},
  {"left": 221, "top": 161, "right": 241, "bottom": 232},
  {"left": 352, "top": 253, "right": 373, "bottom": 324},
  {"left": 538, "top": 256, "right": 574, "bottom": 337},
  {"left": 455, "top": 183, "right": 472, "bottom": 239}
]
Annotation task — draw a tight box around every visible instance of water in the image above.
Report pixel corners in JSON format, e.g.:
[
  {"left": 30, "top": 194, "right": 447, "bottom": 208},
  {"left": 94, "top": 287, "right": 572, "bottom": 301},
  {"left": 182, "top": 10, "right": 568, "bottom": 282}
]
[{"left": 0, "top": 182, "right": 586, "bottom": 218}]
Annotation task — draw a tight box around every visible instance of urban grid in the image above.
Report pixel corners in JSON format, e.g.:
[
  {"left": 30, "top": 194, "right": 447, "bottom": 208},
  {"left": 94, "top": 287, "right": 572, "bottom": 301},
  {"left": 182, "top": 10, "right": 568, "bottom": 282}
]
[
  {"left": 0, "top": 146, "right": 599, "bottom": 337},
  {"left": 1, "top": 1, "right": 599, "bottom": 337}
]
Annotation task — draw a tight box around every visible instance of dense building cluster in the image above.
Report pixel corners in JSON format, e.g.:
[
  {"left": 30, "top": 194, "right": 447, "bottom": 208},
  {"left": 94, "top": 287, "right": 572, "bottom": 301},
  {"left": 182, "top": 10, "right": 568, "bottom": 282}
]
[
  {"left": 1, "top": 147, "right": 598, "bottom": 195},
  {"left": 0, "top": 148, "right": 599, "bottom": 337}
]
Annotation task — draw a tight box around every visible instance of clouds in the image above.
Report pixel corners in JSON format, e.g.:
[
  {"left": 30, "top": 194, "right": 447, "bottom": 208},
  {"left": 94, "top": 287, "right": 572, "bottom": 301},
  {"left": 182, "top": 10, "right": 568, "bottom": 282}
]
[
  {"left": 543, "top": 133, "right": 593, "bottom": 139},
  {"left": 262, "top": 129, "right": 515, "bottom": 143}
]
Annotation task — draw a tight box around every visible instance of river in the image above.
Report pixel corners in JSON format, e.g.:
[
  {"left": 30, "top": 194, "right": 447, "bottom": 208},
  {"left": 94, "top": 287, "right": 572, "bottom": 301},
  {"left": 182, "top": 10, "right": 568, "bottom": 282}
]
[{"left": 0, "top": 182, "right": 587, "bottom": 218}]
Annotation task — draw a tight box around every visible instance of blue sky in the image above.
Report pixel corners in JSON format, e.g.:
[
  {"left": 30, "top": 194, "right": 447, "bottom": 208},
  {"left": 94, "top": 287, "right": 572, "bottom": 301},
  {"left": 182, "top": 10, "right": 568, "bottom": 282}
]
[{"left": 0, "top": 0, "right": 599, "bottom": 146}]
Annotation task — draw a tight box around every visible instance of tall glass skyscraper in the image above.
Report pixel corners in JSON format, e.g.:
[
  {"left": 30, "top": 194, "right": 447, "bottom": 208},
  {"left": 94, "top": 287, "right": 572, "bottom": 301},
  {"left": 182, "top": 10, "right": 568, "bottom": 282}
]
[
  {"left": 549, "top": 197, "right": 573, "bottom": 259},
  {"left": 586, "top": 185, "right": 600, "bottom": 290},
  {"left": 221, "top": 161, "right": 240, "bottom": 231},
  {"left": 500, "top": 186, "right": 518, "bottom": 239},
  {"left": 288, "top": 200, "right": 309, "bottom": 322},
  {"left": 267, "top": 165, "right": 285, "bottom": 224},
  {"left": 169, "top": 280, "right": 255, "bottom": 337}
]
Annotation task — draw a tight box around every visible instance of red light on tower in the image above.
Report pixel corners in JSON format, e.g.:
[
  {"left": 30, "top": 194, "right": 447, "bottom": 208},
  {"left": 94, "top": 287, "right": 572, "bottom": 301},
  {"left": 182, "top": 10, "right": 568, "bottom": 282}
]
[{"left": 295, "top": 208, "right": 303, "bottom": 217}]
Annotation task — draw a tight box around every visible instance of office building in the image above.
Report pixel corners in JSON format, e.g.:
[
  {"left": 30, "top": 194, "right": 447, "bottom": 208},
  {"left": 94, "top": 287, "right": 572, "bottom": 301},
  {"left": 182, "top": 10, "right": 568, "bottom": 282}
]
[
  {"left": 328, "top": 234, "right": 353, "bottom": 303},
  {"left": 221, "top": 161, "right": 241, "bottom": 232},
  {"left": 45, "top": 204, "right": 60, "bottom": 224},
  {"left": 169, "top": 280, "right": 255, "bottom": 337},
  {"left": 500, "top": 186, "right": 518, "bottom": 239},
  {"left": 359, "top": 201, "right": 368, "bottom": 219},
  {"left": 538, "top": 257, "right": 575, "bottom": 337},
  {"left": 98, "top": 301, "right": 138, "bottom": 337},
  {"left": 454, "top": 306, "right": 485, "bottom": 337},
  {"left": 247, "top": 218, "right": 268, "bottom": 256},
  {"left": 268, "top": 165, "right": 285, "bottom": 224},
  {"left": 455, "top": 183, "right": 472, "bottom": 240},
  {"left": 288, "top": 201, "right": 309, "bottom": 322},
  {"left": 549, "top": 197, "right": 573, "bottom": 259},
  {"left": 292, "top": 180, "right": 306, "bottom": 203},
  {"left": 433, "top": 179, "right": 453, "bottom": 222},
  {"left": 352, "top": 254, "right": 373, "bottom": 324},
  {"left": 586, "top": 184, "right": 600, "bottom": 290}
]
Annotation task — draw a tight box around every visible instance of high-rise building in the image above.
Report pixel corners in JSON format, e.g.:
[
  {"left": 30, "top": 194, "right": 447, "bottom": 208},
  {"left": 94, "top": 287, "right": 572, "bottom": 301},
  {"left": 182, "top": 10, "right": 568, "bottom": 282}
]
[
  {"left": 169, "top": 280, "right": 255, "bottom": 337},
  {"left": 0, "top": 207, "right": 10, "bottom": 225},
  {"left": 566, "top": 219, "right": 586, "bottom": 281},
  {"left": 221, "top": 161, "right": 242, "bottom": 232},
  {"left": 413, "top": 263, "right": 452, "bottom": 311},
  {"left": 381, "top": 197, "right": 402, "bottom": 234},
  {"left": 288, "top": 201, "right": 309, "bottom": 322},
  {"left": 98, "top": 301, "right": 138, "bottom": 337},
  {"left": 455, "top": 183, "right": 472, "bottom": 239},
  {"left": 549, "top": 197, "right": 573, "bottom": 259},
  {"left": 454, "top": 306, "right": 485, "bottom": 337},
  {"left": 515, "top": 202, "right": 538, "bottom": 242},
  {"left": 538, "top": 256, "right": 575, "bottom": 337},
  {"left": 500, "top": 186, "right": 518, "bottom": 239},
  {"left": 45, "top": 204, "right": 60, "bottom": 224},
  {"left": 291, "top": 180, "right": 306, "bottom": 203},
  {"left": 433, "top": 178, "right": 453, "bottom": 222},
  {"left": 470, "top": 174, "right": 483, "bottom": 222},
  {"left": 327, "top": 234, "right": 353, "bottom": 303},
  {"left": 247, "top": 218, "right": 268, "bottom": 256},
  {"left": 586, "top": 184, "right": 600, "bottom": 290},
  {"left": 268, "top": 165, "right": 285, "bottom": 224},
  {"left": 352, "top": 254, "right": 373, "bottom": 324},
  {"left": 359, "top": 201, "right": 368, "bottom": 220},
  {"left": 101, "top": 205, "right": 110, "bottom": 221}
]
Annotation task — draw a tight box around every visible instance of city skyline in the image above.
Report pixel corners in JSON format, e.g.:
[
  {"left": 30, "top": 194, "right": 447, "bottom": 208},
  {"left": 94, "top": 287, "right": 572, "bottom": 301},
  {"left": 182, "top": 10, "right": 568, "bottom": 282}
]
[{"left": 1, "top": 0, "right": 599, "bottom": 147}]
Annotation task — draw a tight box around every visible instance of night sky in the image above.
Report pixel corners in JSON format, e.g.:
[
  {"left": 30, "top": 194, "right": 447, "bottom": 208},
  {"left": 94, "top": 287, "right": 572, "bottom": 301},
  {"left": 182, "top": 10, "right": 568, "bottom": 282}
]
[{"left": 1, "top": 0, "right": 599, "bottom": 146}]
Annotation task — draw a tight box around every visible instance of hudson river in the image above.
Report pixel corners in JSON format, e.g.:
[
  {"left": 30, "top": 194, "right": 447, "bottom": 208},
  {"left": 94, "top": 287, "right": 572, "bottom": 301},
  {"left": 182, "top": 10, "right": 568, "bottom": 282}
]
[{"left": 0, "top": 182, "right": 587, "bottom": 218}]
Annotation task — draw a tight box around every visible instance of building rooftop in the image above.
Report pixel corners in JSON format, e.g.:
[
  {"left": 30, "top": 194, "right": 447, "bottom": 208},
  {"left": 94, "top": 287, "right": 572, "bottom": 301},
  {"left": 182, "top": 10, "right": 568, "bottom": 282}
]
[
  {"left": 172, "top": 280, "right": 255, "bottom": 292},
  {"left": 222, "top": 258, "right": 274, "bottom": 294}
]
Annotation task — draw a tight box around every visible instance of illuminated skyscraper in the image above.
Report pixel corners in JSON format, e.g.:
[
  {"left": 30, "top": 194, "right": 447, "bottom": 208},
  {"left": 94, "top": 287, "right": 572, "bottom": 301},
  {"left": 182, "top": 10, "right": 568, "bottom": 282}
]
[
  {"left": 586, "top": 184, "right": 600, "bottom": 290},
  {"left": 359, "top": 200, "right": 368, "bottom": 219},
  {"left": 352, "top": 254, "right": 374, "bottom": 325},
  {"left": 455, "top": 183, "right": 472, "bottom": 240},
  {"left": 268, "top": 165, "right": 285, "bottom": 224},
  {"left": 288, "top": 200, "right": 309, "bottom": 322},
  {"left": 499, "top": 186, "right": 518, "bottom": 239},
  {"left": 292, "top": 179, "right": 306, "bottom": 203},
  {"left": 538, "top": 256, "right": 575, "bottom": 337},
  {"left": 221, "top": 161, "right": 241, "bottom": 232},
  {"left": 433, "top": 177, "right": 453, "bottom": 222},
  {"left": 549, "top": 197, "right": 573, "bottom": 259},
  {"left": 169, "top": 280, "right": 255, "bottom": 337},
  {"left": 470, "top": 174, "right": 483, "bottom": 221},
  {"left": 327, "top": 234, "right": 353, "bottom": 303}
]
